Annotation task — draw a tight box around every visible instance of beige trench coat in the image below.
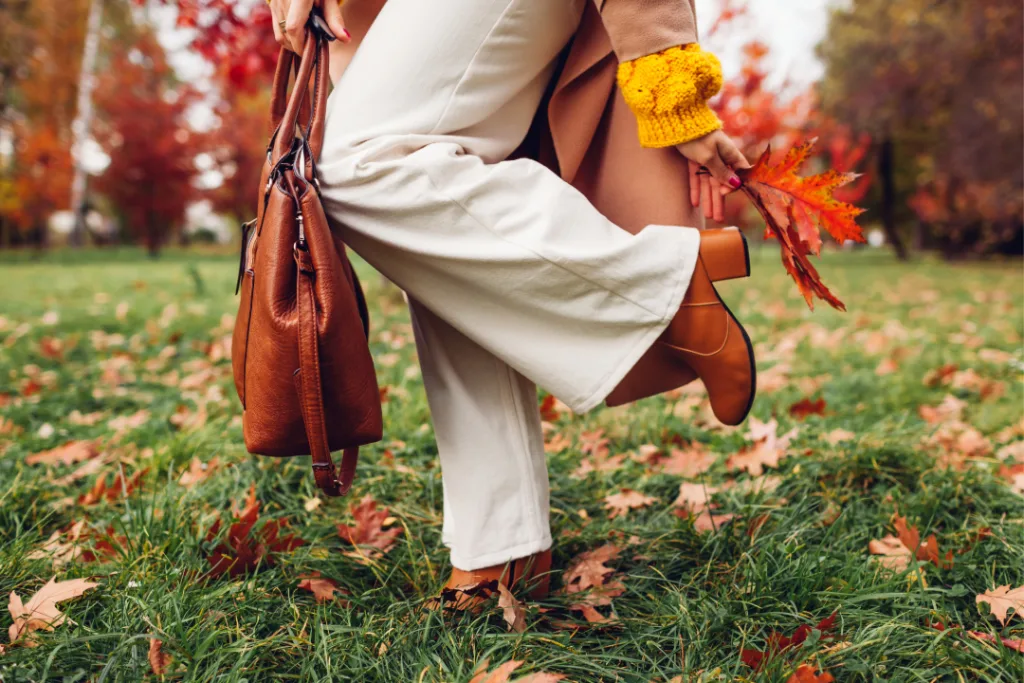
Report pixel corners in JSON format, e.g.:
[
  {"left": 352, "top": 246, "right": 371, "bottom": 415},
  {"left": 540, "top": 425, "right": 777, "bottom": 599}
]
[{"left": 334, "top": 0, "right": 706, "bottom": 402}]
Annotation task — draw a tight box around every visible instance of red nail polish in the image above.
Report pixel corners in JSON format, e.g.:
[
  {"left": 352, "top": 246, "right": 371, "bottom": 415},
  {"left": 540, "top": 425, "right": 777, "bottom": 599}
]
[
  {"left": 728, "top": 176, "right": 742, "bottom": 189},
  {"left": 342, "top": 28, "right": 351, "bottom": 40}
]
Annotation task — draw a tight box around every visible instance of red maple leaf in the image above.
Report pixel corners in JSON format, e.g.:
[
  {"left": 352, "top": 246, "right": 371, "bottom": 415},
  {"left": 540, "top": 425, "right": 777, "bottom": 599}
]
[
  {"left": 739, "top": 139, "right": 866, "bottom": 311},
  {"left": 741, "top": 612, "right": 839, "bottom": 669},
  {"left": 206, "top": 485, "right": 305, "bottom": 578}
]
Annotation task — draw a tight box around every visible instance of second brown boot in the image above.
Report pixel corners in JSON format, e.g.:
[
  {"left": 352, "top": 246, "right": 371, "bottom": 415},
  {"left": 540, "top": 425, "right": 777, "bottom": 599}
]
[{"left": 659, "top": 230, "right": 756, "bottom": 426}]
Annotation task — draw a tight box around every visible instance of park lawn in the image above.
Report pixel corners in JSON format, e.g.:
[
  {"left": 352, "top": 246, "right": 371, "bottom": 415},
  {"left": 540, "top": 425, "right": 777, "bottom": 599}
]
[{"left": 0, "top": 247, "right": 1021, "bottom": 682}]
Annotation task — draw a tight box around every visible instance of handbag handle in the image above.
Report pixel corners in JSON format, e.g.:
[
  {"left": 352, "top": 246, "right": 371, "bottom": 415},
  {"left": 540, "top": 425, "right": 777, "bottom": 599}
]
[{"left": 270, "top": 13, "right": 333, "bottom": 167}]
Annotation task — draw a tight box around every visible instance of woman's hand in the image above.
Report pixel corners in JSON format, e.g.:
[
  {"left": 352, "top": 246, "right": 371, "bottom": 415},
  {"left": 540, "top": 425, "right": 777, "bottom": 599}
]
[
  {"left": 269, "top": 0, "right": 350, "bottom": 54},
  {"left": 677, "top": 129, "right": 751, "bottom": 224}
]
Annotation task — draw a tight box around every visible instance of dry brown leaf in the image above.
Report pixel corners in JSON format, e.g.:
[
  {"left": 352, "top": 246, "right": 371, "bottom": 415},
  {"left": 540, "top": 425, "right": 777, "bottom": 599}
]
[
  {"left": 497, "top": 583, "right": 527, "bottom": 633},
  {"left": 603, "top": 489, "right": 657, "bottom": 519},
  {"left": 822, "top": 429, "right": 855, "bottom": 446},
  {"left": 875, "top": 357, "right": 900, "bottom": 375},
  {"left": 467, "top": 660, "right": 565, "bottom": 683},
  {"left": 967, "top": 630, "right": 1024, "bottom": 652},
  {"left": 672, "top": 482, "right": 719, "bottom": 513},
  {"left": 78, "top": 468, "right": 146, "bottom": 506},
  {"left": 976, "top": 585, "right": 1024, "bottom": 625},
  {"left": 727, "top": 441, "right": 785, "bottom": 477},
  {"left": 297, "top": 573, "right": 349, "bottom": 605},
  {"left": 206, "top": 486, "right": 305, "bottom": 578},
  {"left": 178, "top": 457, "right": 219, "bottom": 488},
  {"left": 997, "top": 463, "right": 1024, "bottom": 494},
  {"left": 7, "top": 577, "right": 99, "bottom": 647},
  {"left": 690, "top": 509, "right": 737, "bottom": 533},
  {"left": 26, "top": 441, "right": 99, "bottom": 467},
  {"left": 789, "top": 397, "right": 827, "bottom": 420},
  {"left": 544, "top": 432, "right": 572, "bottom": 454},
  {"left": 337, "top": 494, "right": 402, "bottom": 556},
  {"left": 918, "top": 395, "right": 967, "bottom": 425},
  {"left": 658, "top": 443, "right": 717, "bottom": 478},
  {"left": 149, "top": 638, "right": 172, "bottom": 675},
  {"left": 867, "top": 536, "right": 912, "bottom": 571}
]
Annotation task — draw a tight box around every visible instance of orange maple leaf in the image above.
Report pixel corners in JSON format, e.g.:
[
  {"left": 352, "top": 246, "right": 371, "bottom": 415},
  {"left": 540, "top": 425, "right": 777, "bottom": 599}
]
[{"left": 739, "top": 138, "right": 866, "bottom": 311}]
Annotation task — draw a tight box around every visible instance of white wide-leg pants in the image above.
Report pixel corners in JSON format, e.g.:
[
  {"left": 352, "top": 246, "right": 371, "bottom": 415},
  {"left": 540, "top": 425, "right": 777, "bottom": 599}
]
[{"left": 318, "top": 0, "right": 700, "bottom": 570}]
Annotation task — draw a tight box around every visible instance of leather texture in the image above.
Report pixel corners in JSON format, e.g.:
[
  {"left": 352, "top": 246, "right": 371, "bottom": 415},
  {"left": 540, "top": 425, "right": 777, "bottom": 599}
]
[
  {"left": 443, "top": 549, "right": 553, "bottom": 609},
  {"left": 232, "top": 26, "right": 383, "bottom": 497},
  {"left": 657, "top": 229, "right": 756, "bottom": 425}
]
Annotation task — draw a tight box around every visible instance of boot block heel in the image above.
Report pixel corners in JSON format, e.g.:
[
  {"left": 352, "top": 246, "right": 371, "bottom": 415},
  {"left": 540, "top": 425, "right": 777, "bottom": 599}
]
[{"left": 700, "top": 228, "right": 750, "bottom": 282}]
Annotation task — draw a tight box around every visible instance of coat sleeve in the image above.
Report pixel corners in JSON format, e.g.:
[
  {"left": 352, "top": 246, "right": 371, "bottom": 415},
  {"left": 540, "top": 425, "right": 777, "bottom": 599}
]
[{"left": 592, "top": 0, "right": 724, "bottom": 149}]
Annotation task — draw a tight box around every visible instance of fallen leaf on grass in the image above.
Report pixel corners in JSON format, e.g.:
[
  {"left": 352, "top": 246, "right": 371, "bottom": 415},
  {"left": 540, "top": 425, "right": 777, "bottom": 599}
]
[
  {"left": 822, "top": 429, "right": 855, "bottom": 445},
  {"left": 206, "top": 486, "right": 305, "bottom": 578},
  {"left": 26, "top": 440, "right": 99, "bottom": 467},
  {"left": 497, "top": 584, "right": 527, "bottom": 633},
  {"left": 656, "top": 442, "right": 717, "bottom": 478},
  {"left": 78, "top": 469, "right": 146, "bottom": 506},
  {"left": 920, "top": 421, "right": 992, "bottom": 467},
  {"left": 149, "top": 638, "right": 172, "bottom": 675},
  {"left": 976, "top": 585, "right": 1024, "bottom": 626},
  {"left": 967, "top": 630, "right": 1024, "bottom": 652},
  {"left": 786, "top": 665, "right": 834, "bottom": 683},
  {"left": 997, "top": 463, "right": 1024, "bottom": 494},
  {"left": 297, "top": 573, "right": 350, "bottom": 605},
  {"left": 178, "top": 457, "right": 220, "bottom": 488},
  {"left": 468, "top": 659, "right": 565, "bottom": 683},
  {"left": 789, "top": 397, "right": 826, "bottom": 419},
  {"left": 603, "top": 489, "right": 657, "bottom": 519},
  {"left": 727, "top": 440, "right": 785, "bottom": 477},
  {"left": 7, "top": 577, "right": 99, "bottom": 647},
  {"left": 741, "top": 612, "right": 838, "bottom": 670},
  {"left": 337, "top": 495, "right": 403, "bottom": 559},
  {"left": 562, "top": 544, "right": 625, "bottom": 623},
  {"left": 918, "top": 395, "right": 967, "bottom": 425},
  {"left": 869, "top": 515, "right": 953, "bottom": 571}
]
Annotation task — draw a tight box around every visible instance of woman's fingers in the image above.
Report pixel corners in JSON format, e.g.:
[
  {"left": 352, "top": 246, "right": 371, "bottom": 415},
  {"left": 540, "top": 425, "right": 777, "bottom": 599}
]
[
  {"left": 285, "top": 0, "right": 315, "bottom": 53},
  {"left": 322, "top": 0, "right": 351, "bottom": 42},
  {"left": 270, "top": 0, "right": 286, "bottom": 48},
  {"left": 688, "top": 161, "right": 701, "bottom": 208}
]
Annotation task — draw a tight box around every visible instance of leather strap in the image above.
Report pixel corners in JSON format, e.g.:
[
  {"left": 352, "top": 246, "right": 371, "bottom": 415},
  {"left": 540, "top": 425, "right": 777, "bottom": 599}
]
[{"left": 293, "top": 243, "right": 358, "bottom": 497}]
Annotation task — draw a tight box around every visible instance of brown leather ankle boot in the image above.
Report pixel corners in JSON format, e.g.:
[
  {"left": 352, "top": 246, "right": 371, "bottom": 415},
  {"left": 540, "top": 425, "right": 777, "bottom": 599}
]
[
  {"left": 605, "top": 227, "right": 753, "bottom": 408},
  {"left": 441, "top": 549, "right": 552, "bottom": 610},
  {"left": 659, "top": 228, "right": 756, "bottom": 425}
]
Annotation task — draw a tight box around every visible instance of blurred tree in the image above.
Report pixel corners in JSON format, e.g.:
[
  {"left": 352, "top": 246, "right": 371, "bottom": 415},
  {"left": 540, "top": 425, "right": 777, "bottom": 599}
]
[
  {"left": 818, "top": 0, "right": 1023, "bottom": 257},
  {"left": 0, "top": 0, "right": 135, "bottom": 247},
  {"left": 204, "top": 87, "right": 271, "bottom": 223},
  {"left": 93, "top": 30, "right": 204, "bottom": 256},
  {"left": 143, "top": 0, "right": 277, "bottom": 89}
]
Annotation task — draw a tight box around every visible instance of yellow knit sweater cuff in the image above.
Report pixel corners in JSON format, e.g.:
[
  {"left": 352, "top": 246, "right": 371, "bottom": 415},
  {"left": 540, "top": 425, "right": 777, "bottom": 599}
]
[{"left": 617, "top": 44, "right": 724, "bottom": 149}]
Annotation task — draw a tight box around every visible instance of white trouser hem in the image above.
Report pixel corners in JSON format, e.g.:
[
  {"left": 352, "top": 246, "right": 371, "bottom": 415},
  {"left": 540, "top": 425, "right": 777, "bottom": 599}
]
[
  {"left": 449, "top": 533, "right": 554, "bottom": 572},
  {"left": 570, "top": 225, "right": 701, "bottom": 413}
]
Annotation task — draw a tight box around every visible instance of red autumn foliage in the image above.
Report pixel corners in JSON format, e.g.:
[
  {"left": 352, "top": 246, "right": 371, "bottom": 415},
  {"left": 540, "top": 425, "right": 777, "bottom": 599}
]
[
  {"left": 739, "top": 139, "right": 866, "bottom": 310},
  {"left": 741, "top": 612, "right": 839, "bottom": 670},
  {"left": 92, "top": 32, "right": 205, "bottom": 256},
  {"left": 789, "top": 397, "right": 827, "bottom": 420},
  {"left": 206, "top": 486, "right": 305, "bottom": 578}
]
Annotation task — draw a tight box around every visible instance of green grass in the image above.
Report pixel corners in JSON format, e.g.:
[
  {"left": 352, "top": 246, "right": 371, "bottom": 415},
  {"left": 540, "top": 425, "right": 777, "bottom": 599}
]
[{"left": 0, "top": 247, "right": 1022, "bottom": 682}]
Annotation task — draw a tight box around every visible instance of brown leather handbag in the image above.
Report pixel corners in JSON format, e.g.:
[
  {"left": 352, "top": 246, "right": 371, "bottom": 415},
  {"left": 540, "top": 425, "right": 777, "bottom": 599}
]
[{"left": 231, "top": 17, "right": 382, "bottom": 497}]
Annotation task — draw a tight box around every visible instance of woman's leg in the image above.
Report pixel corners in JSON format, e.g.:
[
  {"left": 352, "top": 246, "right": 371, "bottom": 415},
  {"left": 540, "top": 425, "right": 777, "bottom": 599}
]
[
  {"left": 409, "top": 300, "right": 550, "bottom": 570},
  {"left": 319, "top": 0, "right": 701, "bottom": 413}
]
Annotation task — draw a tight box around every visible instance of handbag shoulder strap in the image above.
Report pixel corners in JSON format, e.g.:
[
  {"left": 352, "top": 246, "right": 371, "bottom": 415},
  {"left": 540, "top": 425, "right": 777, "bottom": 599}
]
[{"left": 293, "top": 242, "right": 358, "bottom": 497}]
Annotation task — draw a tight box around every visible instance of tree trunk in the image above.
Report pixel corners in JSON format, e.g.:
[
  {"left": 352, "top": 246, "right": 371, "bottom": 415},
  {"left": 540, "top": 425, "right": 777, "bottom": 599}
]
[
  {"left": 68, "top": 0, "right": 104, "bottom": 247},
  {"left": 878, "top": 135, "right": 909, "bottom": 260}
]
